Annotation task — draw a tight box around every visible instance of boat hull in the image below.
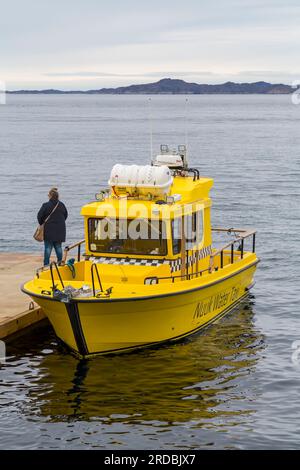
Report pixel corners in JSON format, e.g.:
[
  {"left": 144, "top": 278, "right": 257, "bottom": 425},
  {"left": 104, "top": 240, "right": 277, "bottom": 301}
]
[{"left": 28, "top": 262, "right": 257, "bottom": 357}]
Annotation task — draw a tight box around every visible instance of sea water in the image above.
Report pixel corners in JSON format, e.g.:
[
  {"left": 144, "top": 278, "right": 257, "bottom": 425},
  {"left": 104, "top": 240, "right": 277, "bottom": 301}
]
[{"left": 0, "top": 94, "right": 299, "bottom": 449}]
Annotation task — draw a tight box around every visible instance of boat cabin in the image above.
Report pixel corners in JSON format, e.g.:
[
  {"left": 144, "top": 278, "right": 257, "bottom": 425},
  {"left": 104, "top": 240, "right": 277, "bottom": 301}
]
[{"left": 80, "top": 145, "right": 214, "bottom": 282}]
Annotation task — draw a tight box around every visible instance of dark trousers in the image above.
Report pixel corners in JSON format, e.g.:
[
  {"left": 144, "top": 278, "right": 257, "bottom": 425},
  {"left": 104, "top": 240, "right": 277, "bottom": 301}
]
[{"left": 44, "top": 240, "right": 63, "bottom": 266}]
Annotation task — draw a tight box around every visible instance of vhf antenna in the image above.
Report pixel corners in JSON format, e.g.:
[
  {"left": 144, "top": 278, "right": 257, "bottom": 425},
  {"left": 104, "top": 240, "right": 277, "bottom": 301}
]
[
  {"left": 184, "top": 97, "right": 189, "bottom": 160},
  {"left": 148, "top": 97, "right": 153, "bottom": 163}
]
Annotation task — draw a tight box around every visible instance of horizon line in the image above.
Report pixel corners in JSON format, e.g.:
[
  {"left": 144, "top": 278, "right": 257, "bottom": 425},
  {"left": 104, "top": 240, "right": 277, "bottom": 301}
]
[{"left": 3, "top": 77, "right": 296, "bottom": 94}]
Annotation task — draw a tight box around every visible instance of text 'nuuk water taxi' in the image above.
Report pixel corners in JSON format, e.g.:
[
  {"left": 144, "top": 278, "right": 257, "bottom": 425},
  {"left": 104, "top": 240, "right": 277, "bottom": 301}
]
[{"left": 22, "top": 145, "right": 259, "bottom": 357}]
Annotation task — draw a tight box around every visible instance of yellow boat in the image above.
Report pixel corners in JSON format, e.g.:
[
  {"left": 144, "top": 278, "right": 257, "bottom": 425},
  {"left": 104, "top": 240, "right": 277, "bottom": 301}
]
[{"left": 22, "top": 145, "right": 259, "bottom": 357}]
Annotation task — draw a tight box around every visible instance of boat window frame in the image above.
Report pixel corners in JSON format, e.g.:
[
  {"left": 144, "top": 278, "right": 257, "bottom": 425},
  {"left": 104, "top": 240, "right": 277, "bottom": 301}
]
[
  {"left": 87, "top": 217, "right": 168, "bottom": 257},
  {"left": 171, "top": 209, "right": 204, "bottom": 255},
  {"left": 171, "top": 217, "right": 182, "bottom": 255}
]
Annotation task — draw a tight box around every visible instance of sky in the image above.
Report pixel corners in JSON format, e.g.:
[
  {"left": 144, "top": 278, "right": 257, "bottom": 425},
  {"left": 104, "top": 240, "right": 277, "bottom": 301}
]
[{"left": 1, "top": 0, "right": 300, "bottom": 90}]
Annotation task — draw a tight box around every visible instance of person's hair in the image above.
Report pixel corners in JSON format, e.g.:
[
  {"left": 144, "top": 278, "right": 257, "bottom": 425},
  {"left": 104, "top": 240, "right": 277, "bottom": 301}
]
[{"left": 49, "top": 187, "right": 59, "bottom": 201}]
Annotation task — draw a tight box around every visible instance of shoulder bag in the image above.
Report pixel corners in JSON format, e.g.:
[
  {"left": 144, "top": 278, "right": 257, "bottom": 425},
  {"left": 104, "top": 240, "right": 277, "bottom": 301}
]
[{"left": 33, "top": 202, "right": 59, "bottom": 242}]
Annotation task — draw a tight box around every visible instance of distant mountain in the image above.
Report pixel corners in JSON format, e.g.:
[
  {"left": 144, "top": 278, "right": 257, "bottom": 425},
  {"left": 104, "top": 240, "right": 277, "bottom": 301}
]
[
  {"left": 92, "top": 78, "right": 293, "bottom": 94},
  {"left": 7, "top": 88, "right": 84, "bottom": 94},
  {"left": 7, "top": 78, "right": 293, "bottom": 94}
]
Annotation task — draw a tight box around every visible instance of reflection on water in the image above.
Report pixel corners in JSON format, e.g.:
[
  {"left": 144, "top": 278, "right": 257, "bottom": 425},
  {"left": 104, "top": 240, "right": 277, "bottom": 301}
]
[{"left": 1, "top": 296, "right": 265, "bottom": 449}]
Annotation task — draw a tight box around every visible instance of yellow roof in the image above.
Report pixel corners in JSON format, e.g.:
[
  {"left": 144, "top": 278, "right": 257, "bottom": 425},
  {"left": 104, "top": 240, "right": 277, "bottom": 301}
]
[{"left": 81, "top": 176, "right": 213, "bottom": 218}]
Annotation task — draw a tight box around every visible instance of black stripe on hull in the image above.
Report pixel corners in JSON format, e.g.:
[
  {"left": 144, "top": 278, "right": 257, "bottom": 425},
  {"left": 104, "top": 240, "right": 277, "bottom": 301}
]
[{"left": 65, "top": 302, "right": 89, "bottom": 356}]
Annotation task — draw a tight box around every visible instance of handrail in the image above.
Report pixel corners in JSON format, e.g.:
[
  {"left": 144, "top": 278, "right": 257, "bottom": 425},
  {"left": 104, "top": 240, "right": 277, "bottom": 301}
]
[
  {"left": 144, "top": 227, "right": 257, "bottom": 285},
  {"left": 212, "top": 227, "right": 255, "bottom": 235},
  {"left": 91, "top": 263, "right": 103, "bottom": 296},
  {"left": 144, "top": 266, "right": 211, "bottom": 285},
  {"left": 187, "top": 168, "right": 200, "bottom": 181},
  {"left": 62, "top": 239, "right": 85, "bottom": 264},
  {"left": 210, "top": 229, "right": 256, "bottom": 255},
  {"left": 50, "top": 261, "right": 65, "bottom": 290},
  {"left": 35, "top": 239, "right": 85, "bottom": 278},
  {"left": 35, "top": 266, "right": 45, "bottom": 278},
  {"left": 209, "top": 228, "right": 256, "bottom": 270}
]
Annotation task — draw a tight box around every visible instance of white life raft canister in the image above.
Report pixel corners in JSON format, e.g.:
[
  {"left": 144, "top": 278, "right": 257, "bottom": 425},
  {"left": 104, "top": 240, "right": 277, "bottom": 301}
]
[{"left": 108, "top": 164, "right": 173, "bottom": 197}]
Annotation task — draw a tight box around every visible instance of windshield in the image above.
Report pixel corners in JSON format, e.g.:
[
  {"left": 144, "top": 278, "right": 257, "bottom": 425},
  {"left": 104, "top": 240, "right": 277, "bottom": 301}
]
[{"left": 88, "top": 218, "right": 167, "bottom": 256}]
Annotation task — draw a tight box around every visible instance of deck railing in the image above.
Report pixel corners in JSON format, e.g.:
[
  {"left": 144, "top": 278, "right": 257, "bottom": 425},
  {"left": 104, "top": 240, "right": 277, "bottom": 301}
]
[
  {"left": 35, "top": 229, "right": 256, "bottom": 288},
  {"left": 62, "top": 239, "right": 85, "bottom": 264},
  {"left": 35, "top": 239, "right": 85, "bottom": 279},
  {"left": 144, "top": 227, "right": 256, "bottom": 285},
  {"left": 210, "top": 227, "right": 256, "bottom": 269}
]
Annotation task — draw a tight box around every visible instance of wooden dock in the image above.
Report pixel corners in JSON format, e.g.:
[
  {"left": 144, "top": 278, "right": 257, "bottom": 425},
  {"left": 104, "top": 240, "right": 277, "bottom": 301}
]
[{"left": 0, "top": 253, "right": 47, "bottom": 339}]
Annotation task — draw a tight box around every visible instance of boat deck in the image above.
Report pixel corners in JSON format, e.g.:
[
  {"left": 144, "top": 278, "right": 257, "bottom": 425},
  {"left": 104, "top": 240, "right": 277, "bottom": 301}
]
[{"left": 23, "top": 250, "right": 257, "bottom": 303}]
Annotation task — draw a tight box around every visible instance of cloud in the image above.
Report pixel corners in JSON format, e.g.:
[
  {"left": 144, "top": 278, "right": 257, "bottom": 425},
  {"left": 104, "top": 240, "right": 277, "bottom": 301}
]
[
  {"left": 44, "top": 71, "right": 216, "bottom": 78},
  {"left": 1, "top": 0, "right": 300, "bottom": 88},
  {"left": 44, "top": 72, "right": 128, "bottom": 78}
]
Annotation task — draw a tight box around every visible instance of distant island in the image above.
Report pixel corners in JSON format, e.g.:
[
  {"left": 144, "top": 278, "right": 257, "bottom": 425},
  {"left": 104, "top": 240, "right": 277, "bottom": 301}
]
[{"left": 7, "top": 78, "right": 294, "bottom": 94}]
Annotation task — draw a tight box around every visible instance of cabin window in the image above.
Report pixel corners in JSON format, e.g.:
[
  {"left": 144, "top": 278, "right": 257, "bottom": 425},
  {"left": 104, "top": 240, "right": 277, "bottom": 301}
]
[
  {"left": 185, "top": 211, "right": 203, "bottom": 248},
  {"left": 172, "top": 210, "right": 204, "bottom": 254},
  {"left": 88, "top": 218, "right": 167, "bottom": 256},
  {"left": 172, "top": 218, "right": 182, "bottom": 255},
  {"left": 185, "top": 213, "right": 197, "bottom": 248}
]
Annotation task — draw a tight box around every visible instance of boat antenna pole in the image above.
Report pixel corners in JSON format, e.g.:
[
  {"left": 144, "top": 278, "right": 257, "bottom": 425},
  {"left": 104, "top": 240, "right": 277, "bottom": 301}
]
[
  {"left": 148, "top": 97, "right": 153, "bottom": 163},
  {"left": 184, "top": 97, "right": 189, "bottom": 162}
]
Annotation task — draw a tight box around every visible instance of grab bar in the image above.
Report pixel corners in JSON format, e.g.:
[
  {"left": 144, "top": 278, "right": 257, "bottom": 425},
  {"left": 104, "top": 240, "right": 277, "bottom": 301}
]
[
  {"left": 62, "top": 239, "right": 85, "bottom": 264},
  {"left": 50, "top": 261, "right": 65, "bottom": 290},
  {"left": 91, "top": 263, "right": 103, "bottom": 296}
]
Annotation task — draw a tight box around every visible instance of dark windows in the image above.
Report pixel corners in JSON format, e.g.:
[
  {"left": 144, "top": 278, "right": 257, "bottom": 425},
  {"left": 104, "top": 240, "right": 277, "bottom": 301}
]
[
  {"left": 88, "top": 218, "right": 167, "bottom": 256},
  {"left": 172, "top": 210, "right": 204, "bottom": 255}
]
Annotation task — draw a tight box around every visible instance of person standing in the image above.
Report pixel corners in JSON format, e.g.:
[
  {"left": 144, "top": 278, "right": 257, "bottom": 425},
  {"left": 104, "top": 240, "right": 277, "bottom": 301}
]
[{"left": 37, "top": 187, "right": 68, "bottom": 267}]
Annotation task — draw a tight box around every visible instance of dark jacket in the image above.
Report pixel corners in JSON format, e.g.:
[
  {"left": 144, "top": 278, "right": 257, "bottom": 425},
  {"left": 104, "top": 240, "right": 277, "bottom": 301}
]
[{"left": 37, "top": 198, "right": 68, "bottom": 243}]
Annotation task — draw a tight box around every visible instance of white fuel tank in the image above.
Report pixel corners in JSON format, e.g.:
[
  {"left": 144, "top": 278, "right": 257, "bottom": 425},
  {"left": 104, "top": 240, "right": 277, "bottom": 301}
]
[{"left": 108, "top": 164, "right": 173, "bottom": 197}]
